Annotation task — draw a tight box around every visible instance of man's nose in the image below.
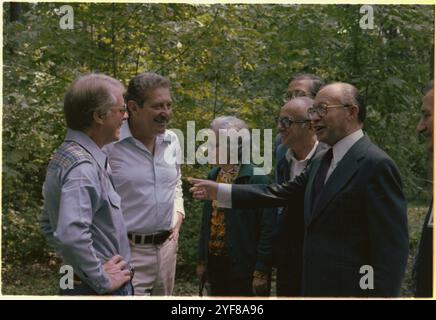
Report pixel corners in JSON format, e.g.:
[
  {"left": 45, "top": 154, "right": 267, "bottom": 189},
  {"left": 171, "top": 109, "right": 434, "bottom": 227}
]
[
  {"left": 416, "top": 119, "right": 425, "bottom": 135},
  {"left": 161, "top": 106, "right": 172, "bottom": 117}
]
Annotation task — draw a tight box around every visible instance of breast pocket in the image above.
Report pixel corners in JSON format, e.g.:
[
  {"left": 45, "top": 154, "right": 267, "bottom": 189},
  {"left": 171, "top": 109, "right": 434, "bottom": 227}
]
[{"left": 108, "top": 190, "right": 121, "bottom": 210}]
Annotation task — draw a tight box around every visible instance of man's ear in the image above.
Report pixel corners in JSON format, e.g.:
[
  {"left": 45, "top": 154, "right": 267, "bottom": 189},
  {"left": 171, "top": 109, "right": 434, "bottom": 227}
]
[
  {"left": 93, "top": 111, "right": 104, "bottom": 125},
  {"left": 127, "top": 100, "right": 137, "bottom": 115},
  {"left": 348, "top": 105, "right": 359, "bottom": 120}
]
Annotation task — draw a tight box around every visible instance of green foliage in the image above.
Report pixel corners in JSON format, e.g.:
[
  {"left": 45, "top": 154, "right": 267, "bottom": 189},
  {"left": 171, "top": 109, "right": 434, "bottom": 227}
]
[
  {"left": 175, "top": 181, "right": 204, "bottom": 280},
  {"left": 2, "top": 3, "right": 433, "bottom": 295},
  {"left": 1, "top": 205, "right": 428, "bottom": 296}
]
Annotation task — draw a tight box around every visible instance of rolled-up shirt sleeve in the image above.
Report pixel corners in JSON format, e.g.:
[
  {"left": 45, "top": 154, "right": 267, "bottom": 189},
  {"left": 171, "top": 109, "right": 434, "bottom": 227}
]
[
  {"left": 174, "top": 166, "right": 185, "bottom": 218},
  {"left": 217, "top": 183, "right": 232, "bottom": 208},
  {"left": 172, "top": 137, "right": 185, "bottom": 225},
  {"left": 55, "top": 163, "right": 111, "bottom": 294},
  {"left": 172, "top": 172, "right": 185, "bottom": 227}
]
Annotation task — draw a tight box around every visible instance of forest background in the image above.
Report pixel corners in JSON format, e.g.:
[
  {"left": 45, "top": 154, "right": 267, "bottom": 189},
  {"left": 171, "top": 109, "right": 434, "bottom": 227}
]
[{"left": 2, "top": 2, "right": 434, "bottom": 296}]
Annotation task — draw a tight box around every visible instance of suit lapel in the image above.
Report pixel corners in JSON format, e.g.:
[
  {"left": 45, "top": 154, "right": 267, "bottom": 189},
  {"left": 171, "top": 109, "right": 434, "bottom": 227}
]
[
  {"left": 304, "top": 155, "right": 322, "bottom": 224},
  {"left": 276, "top": 156, "right": 288, "bottom": 184},
  {"left": 306, "top": 135, "right": 370, "bottom": 225}
]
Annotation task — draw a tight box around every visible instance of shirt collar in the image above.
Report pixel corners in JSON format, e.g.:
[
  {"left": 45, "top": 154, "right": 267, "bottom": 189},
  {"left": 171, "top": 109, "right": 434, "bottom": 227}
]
[
  {"left": 118, "top": 121, "right": 172, "bottom": 145},
  {"left": 286, "top": 140, "right": 319, "bottom": 163},
  {"left": 157, "top": 131, "right": 173, "bottom": 144},
  {"left": 119, "top": 121, "right": 133, "bottom": 141},
  {"left": 65, "top": 128, "right": 107, "bottom": 170},
  {"left": 331, "top": 129, "right": 364, "bottom": 165}
]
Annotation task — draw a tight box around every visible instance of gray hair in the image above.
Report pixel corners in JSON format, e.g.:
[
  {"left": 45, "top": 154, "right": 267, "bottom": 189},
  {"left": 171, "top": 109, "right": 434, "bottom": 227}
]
[
  {"left": 125, "top": 72, "right": 170, "bottom": 106},
  {"left": 211, "top": 116, "right": 249, "bottom": 164},
  {"left": 210, "top": 116, "right": 247, "bottom": 132},
  {"left": 64, "top": 73, "right": 124, "bottom": 130}
]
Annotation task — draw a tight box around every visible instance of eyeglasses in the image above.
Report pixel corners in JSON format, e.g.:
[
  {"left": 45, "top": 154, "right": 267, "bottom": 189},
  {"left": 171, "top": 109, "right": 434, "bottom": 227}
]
[
  {"left": 283, "top": 90, "right": 309, "bottom": 101},
  {"left": 277, "top": 116, "right": 310, "bottom": 128},
  {"left": 307, "top": 104, "right": 351, "bottom": 119},
  {"left": 111, "top": 104, "right": 128, "bottom": 115}
]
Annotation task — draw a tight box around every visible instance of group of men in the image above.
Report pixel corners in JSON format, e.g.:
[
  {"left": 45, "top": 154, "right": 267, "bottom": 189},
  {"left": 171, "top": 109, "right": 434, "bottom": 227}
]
[
  {"left": 40, "top": 72, "right": 183, "bottom": 295},
  {"left": 190, "top": 75, "right": 434, "bottom": 297},
  {"left": 40, "top": 70, "right": 433, "bottom": 298}
]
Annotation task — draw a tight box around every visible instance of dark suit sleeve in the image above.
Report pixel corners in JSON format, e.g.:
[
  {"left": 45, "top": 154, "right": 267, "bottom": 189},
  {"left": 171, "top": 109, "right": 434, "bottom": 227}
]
[
  {"left": 198, "top": 203, "right": 208, "bottom": 263},
  {"left": 366, "top": 159, "right": 409, "bottom": 297},
  {"left": 198, "top": 172, "right": 214, "bottom": 263},
  {"left": 232, "top": 169, "right": 308, "bottom": 209},
  {"left": 248, "top": 174, "right": 275, "bottom": 274}
]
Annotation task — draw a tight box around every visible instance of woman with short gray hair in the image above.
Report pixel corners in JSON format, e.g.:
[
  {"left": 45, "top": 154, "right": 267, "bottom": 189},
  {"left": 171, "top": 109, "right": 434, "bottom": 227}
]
[{"left": 196, "top": 116, "right": 274, "bottom": 297}]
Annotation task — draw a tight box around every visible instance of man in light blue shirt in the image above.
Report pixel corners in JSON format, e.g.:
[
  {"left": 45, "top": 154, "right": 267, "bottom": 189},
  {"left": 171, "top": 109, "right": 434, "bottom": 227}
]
[
  {"left": 105, "top": 72, "right": 184, "bottom": 296},
  {"left": 40, "top": 73, "right": 133, "bottom": 295}
]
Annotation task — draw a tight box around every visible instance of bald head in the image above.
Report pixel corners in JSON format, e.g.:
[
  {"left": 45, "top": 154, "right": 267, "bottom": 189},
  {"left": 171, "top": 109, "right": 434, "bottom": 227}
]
[
  {"left": 278, "top": 97, "right": 316, "bottom": 151},
  {"left": 316, "top": 82, "right": 366, "bottom": 123},
  {"left": 282, "top": 96, "right": 313, "bottom": 119}
]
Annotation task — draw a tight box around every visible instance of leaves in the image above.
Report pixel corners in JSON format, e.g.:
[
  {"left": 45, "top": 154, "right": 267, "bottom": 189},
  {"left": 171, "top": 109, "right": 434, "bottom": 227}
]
[{"left": 2, "top": 3, "right": 433, "bottom": 274}]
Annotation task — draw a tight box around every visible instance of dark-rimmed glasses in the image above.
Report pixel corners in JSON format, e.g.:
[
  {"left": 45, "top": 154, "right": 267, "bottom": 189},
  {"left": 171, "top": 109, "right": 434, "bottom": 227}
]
[
  {"left": 283, "top": 90, "right": 309, "bottom": 102},
  {"left": 277, "top": 116, "right": 310, "bottom": 128},
  {"left": 307, "top": 104, "right": 351, "bottom": 119}
]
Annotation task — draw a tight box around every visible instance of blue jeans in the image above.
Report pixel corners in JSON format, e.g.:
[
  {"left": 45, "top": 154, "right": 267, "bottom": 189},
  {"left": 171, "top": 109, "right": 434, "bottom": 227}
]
[{"left": 59, "top": 281, "right": 133, "bottom": 296}]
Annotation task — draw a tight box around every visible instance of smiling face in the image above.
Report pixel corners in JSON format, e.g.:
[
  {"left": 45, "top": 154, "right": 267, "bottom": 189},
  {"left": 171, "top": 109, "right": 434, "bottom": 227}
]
[
  {"left": 101, "top": 86, "right": 128, "bottom": 144},
  {"left": 417, "top": 88, "right": 434, "bottom": 152},
  {"left": 130, "top": 86, "right": 172, "bottom": 138},
  {"left": 277, "top": 100, "right": 311, "bottom": 149},
  {"left": 312, "top": 84, "right": 357, "bottom": 146}
]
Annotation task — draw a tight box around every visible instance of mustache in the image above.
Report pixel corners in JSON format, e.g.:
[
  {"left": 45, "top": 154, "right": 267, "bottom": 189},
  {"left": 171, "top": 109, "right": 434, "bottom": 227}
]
[{"left": 155, "top": 115, "right": 169, "bottom": 122}]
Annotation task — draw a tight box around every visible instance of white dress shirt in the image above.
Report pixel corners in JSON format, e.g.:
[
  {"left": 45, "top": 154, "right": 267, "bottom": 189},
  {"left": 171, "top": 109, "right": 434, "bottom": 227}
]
[
  {"left": 104, "top": 122, "right": 185, "bottom": 234},
  {"left": 325, "top": 129, "right": 364, "bottom": 183},
  {"left": 286, "top": 141, "right": 319, "bottom": 181}
]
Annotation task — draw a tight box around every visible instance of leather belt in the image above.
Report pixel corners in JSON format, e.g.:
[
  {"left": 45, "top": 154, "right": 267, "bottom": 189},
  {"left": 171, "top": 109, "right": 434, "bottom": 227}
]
[{"left": 128, "top": 231, "right": 171, "bottom": 245}]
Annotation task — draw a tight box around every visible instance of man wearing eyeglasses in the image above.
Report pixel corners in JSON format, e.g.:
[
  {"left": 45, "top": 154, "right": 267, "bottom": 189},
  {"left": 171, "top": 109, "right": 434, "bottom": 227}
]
[
  {"left": 104, "top": 72, "right": 184, "bottom": 296},
  {"left": 273, "top": 97, "right": 327, "bottom": 297},
  {"left": 40, "top": 73, "right": 133, "bottom": 295},
  {"left": 284, "top": 73, "right": 325, "bottom": 102},
  {"left": 190, "top": 82, "right": 409, "bottom": 297},
  {"left": 276, "top": 74, "right": 324, "bottom": 162}
]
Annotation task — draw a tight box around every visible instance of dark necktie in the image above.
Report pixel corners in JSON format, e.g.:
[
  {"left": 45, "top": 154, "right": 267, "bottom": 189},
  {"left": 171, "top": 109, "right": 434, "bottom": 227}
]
[{"left": 312, "top": 148, "right": 333, "bottom": 203}]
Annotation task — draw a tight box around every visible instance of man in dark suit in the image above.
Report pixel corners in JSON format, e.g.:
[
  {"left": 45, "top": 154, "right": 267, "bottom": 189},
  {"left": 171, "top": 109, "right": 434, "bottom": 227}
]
[
  {"left": 274, "top": 97, "right": 327, "bottom": 296},
  {"left": 413, "top": 80, "right": 433, "bottom": 297},
  {"left": 190, "top": 82, "right": 409, "bottom": 297}
]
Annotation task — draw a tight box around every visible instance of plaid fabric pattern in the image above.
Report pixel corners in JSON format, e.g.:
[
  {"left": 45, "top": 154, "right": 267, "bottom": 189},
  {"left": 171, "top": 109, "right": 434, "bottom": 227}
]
[{"left": 47, "top": 141, "right": 93, "bottom": 173}]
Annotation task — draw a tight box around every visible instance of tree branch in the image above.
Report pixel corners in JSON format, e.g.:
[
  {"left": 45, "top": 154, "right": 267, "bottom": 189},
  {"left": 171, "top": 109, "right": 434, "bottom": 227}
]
[{"left": 154, "top": 9, "right": 219, "bottom": 74}]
